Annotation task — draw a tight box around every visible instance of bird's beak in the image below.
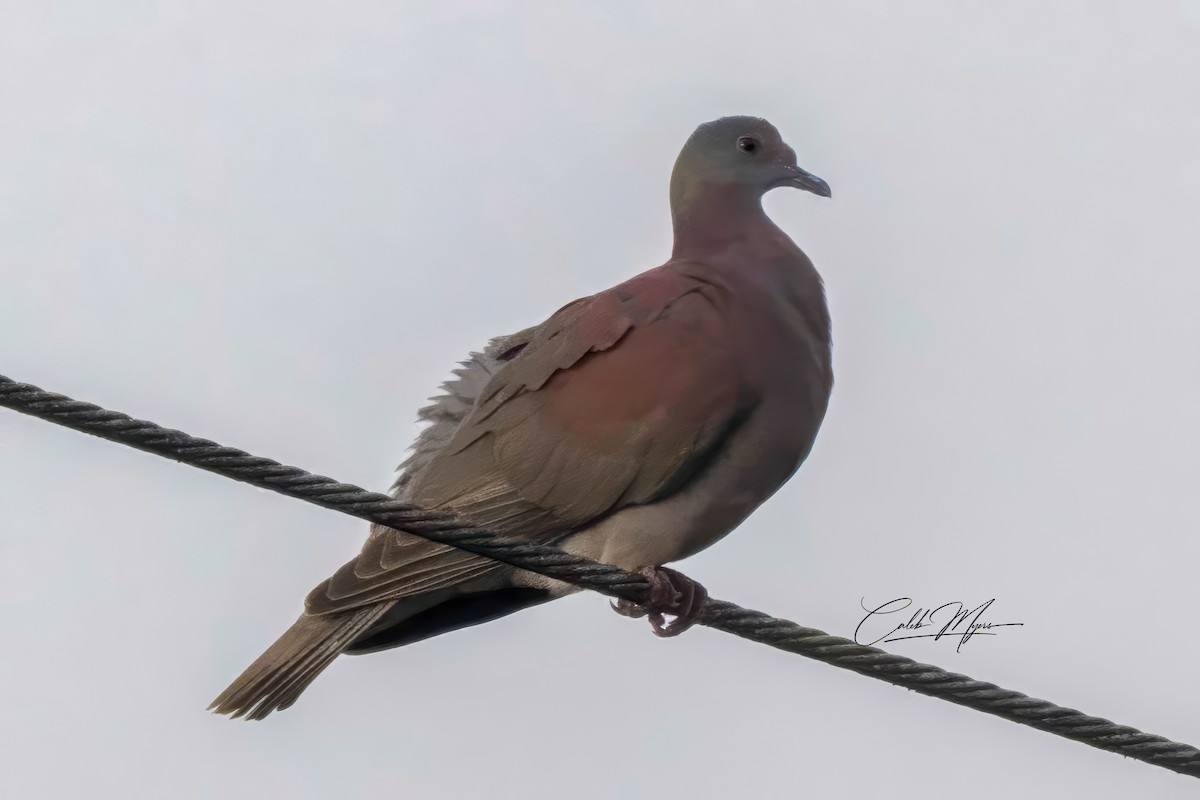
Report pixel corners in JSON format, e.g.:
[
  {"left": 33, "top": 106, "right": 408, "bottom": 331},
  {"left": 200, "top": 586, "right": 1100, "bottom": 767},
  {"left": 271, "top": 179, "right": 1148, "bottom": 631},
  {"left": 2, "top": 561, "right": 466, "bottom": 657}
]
[{"left": 785, "top": 165, "right": 832, "bottom": 198}]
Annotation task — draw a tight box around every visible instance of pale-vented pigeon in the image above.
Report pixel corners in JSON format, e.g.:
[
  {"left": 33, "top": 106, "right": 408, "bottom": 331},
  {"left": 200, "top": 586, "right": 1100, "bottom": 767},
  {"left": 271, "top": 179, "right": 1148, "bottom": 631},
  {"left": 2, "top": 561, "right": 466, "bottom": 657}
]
[{"left": 211, "top": 116, "right": 833, "bottom": 720}]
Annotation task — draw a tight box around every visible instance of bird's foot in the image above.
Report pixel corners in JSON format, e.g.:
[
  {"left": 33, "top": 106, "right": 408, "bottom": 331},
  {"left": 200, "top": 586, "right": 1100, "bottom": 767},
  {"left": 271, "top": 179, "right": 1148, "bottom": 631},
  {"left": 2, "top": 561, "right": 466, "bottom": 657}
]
[{"left": 610, "top": 566, "right": 709, "bottom": 637}]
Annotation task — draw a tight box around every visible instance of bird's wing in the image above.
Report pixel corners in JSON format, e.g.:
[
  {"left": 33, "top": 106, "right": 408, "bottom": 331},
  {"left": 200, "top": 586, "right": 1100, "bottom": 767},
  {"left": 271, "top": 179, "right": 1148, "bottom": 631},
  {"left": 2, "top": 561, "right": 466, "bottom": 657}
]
[{"left": 306, "top": 265, "right": 754, "bottom": 615}]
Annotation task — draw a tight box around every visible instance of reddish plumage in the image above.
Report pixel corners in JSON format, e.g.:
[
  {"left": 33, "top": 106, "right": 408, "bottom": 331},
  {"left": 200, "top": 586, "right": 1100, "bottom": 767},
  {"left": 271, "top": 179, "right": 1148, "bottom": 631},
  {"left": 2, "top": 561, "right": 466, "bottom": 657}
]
[{"left": 211, "top": 116, "right": 833, "bottom": 720}]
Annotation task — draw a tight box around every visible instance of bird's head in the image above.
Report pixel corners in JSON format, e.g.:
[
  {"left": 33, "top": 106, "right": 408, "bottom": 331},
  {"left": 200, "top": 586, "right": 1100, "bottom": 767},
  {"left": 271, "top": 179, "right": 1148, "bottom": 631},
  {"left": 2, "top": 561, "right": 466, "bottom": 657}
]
[{"left": 671, "top": 116, "right": 831, "bottom": 208}]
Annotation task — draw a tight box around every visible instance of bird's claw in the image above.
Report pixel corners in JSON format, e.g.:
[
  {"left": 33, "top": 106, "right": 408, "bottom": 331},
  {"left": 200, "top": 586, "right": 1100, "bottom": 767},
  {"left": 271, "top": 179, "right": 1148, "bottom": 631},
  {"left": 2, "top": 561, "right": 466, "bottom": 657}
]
[{"left": 609, "top": 566, "right": 709, "bottom": 637}]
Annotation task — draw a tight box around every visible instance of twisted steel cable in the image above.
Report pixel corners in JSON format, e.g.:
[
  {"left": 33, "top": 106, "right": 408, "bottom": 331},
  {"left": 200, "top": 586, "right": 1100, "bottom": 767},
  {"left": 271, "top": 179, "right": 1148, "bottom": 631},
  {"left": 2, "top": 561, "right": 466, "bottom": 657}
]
[{"left": 2, "top": 373, "right": 1197, "bottom": 778}]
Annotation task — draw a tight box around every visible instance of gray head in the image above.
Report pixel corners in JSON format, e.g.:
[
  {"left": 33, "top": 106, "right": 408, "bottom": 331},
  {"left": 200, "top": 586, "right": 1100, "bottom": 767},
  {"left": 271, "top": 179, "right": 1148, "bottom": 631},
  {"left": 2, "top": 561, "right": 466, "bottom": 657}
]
[{"left": 670, "top": 116, "right": 830, "bottom": 216}]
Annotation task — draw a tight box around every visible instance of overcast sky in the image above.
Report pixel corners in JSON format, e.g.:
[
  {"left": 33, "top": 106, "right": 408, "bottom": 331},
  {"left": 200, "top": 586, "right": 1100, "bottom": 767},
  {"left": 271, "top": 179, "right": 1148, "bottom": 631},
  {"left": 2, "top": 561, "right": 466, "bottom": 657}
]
[{"left": 3, "top": 2, "right": 1200, "bottom": 798}]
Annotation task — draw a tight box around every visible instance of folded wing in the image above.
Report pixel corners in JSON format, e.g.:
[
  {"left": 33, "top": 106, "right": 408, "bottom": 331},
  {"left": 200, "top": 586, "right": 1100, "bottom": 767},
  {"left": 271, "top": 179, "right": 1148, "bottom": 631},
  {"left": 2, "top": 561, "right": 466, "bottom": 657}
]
[{"left": 306, "top": 266, "right": 752, "bottom": 615}]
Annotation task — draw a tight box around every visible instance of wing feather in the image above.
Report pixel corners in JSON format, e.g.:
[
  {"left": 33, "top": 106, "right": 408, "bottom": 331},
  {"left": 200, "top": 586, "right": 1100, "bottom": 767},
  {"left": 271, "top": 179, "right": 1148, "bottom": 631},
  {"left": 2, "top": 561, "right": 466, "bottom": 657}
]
[{"left": 306, "top": 266, "right": 753, "bottom": 615}]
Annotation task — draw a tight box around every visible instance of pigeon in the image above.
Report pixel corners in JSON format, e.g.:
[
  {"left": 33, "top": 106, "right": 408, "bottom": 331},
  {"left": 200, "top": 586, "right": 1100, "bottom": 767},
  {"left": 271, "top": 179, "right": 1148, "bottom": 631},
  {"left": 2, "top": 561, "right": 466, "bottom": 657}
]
[{"left": 211, "top": 116, "right": 833, "bottom": 720}]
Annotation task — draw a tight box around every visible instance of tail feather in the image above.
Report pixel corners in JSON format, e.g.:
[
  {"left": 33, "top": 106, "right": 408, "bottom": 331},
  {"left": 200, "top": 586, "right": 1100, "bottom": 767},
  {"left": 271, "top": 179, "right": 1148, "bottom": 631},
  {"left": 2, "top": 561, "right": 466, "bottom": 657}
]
[
  {"left": 211, "top": 586, "right": 555, "bottom": 719},
  {"left": 210, "top": 603, "right": 392, "bottom": 721}
]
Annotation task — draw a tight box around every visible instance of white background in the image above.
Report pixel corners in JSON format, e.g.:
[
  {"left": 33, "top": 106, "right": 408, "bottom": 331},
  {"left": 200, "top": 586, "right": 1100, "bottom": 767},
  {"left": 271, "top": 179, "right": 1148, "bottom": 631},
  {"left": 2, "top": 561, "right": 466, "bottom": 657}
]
[{"left": 3, "top": 2, "right": 1199, "bottom": 798}]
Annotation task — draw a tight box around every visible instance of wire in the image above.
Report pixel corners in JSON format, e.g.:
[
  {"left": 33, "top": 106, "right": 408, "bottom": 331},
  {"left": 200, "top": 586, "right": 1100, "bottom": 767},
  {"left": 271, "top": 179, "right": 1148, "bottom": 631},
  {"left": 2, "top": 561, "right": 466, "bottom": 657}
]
[{"left": 2, "top": 373, "right": 1196, "bottom": 778}]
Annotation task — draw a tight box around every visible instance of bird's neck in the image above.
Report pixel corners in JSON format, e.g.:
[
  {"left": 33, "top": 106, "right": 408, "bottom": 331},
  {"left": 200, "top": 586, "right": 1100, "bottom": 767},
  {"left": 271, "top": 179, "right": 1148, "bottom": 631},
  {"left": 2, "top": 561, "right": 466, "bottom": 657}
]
[{"left": 670, "top": 184, "right": 775, "bottom": 260}]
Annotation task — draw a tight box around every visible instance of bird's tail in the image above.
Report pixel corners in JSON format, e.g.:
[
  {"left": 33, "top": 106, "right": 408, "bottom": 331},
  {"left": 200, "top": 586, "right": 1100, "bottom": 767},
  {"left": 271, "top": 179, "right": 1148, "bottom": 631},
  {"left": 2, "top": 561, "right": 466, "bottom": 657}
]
[{"left": 209, "top": 603, "right": 392, "bottom": 721}]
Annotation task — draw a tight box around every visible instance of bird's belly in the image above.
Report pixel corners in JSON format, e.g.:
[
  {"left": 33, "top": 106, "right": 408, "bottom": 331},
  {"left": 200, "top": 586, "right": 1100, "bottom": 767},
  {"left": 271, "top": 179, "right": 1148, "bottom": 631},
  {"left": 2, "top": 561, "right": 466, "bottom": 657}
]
[{"left": 538, "top": 401, "right": 818, "bottom": 587}]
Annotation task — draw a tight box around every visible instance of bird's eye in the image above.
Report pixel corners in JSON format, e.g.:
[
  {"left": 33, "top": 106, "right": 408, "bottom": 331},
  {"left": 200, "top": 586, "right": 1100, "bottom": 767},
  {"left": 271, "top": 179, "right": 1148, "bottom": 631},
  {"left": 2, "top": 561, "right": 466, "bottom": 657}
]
[{"left": 736, "top": 136, "right": 759, "bottom": 154}]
